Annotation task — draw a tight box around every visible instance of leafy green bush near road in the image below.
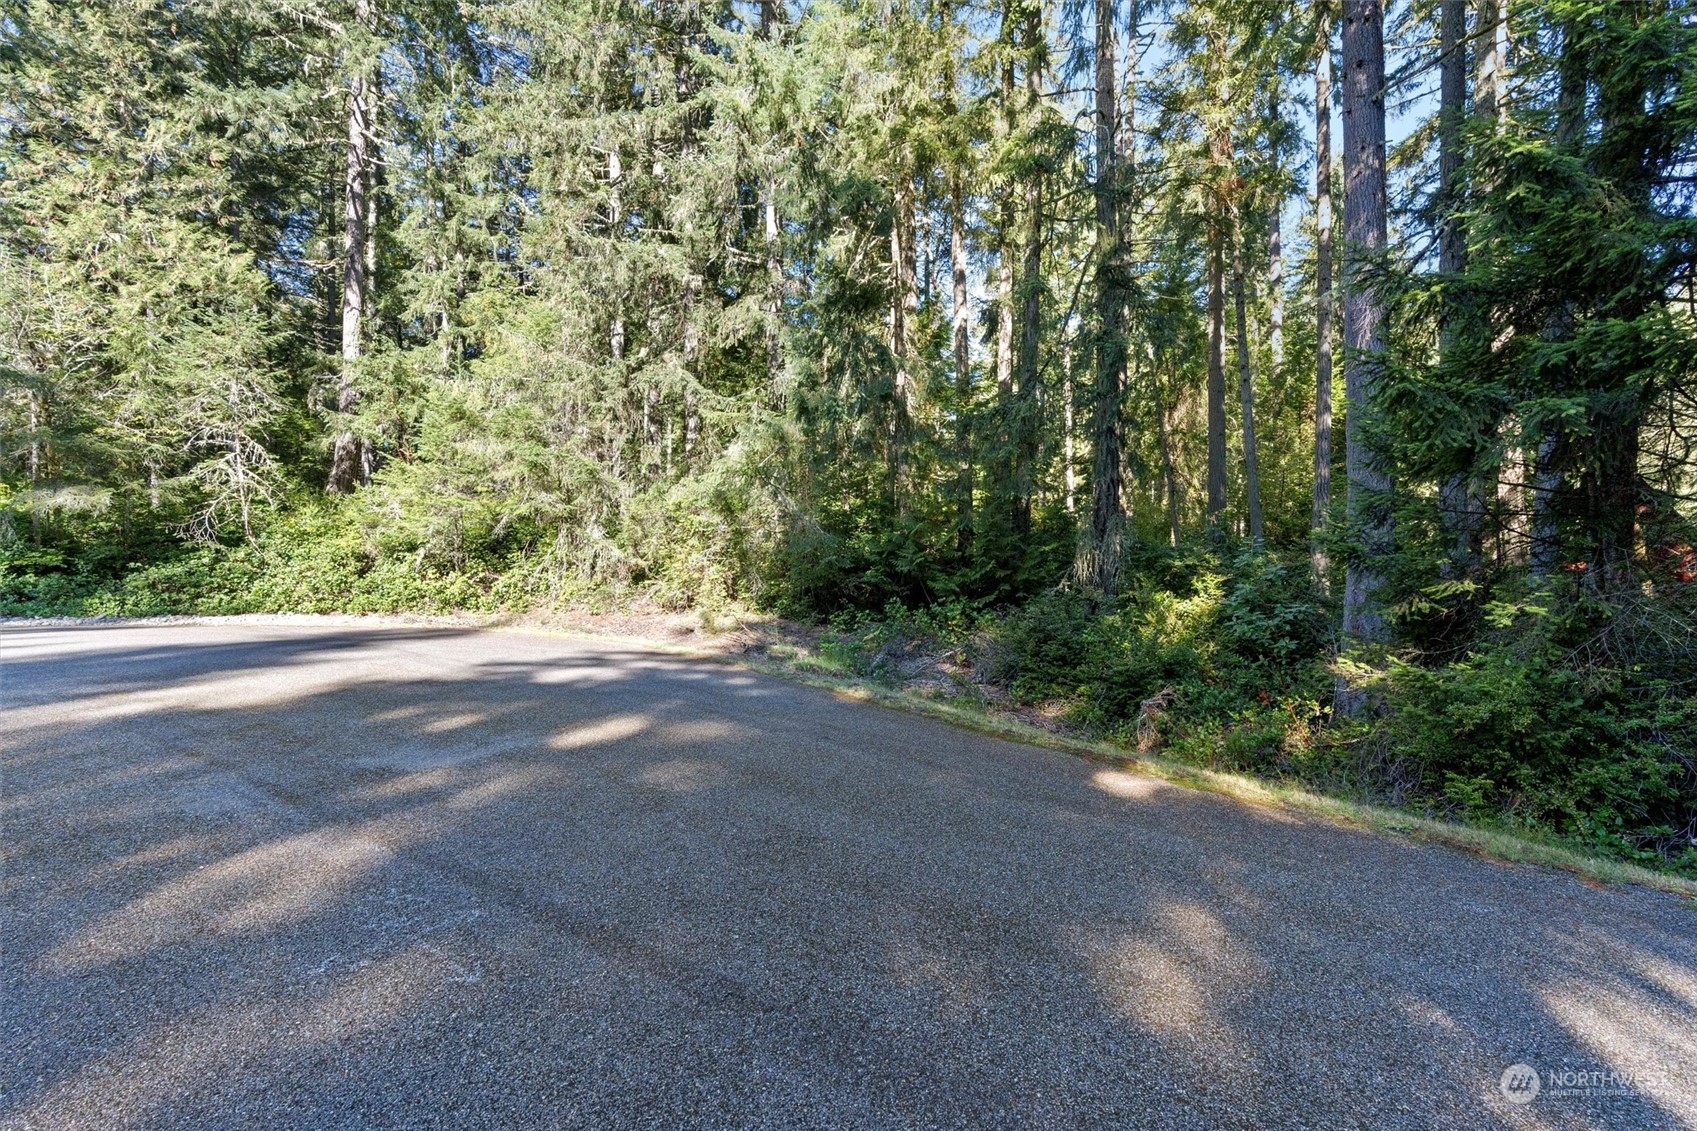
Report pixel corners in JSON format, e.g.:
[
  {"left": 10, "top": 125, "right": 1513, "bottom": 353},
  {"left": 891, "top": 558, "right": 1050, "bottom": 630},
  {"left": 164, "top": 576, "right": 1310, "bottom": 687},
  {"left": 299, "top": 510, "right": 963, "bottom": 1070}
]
[{"left": 0, "top": 505, "right": 508, "bottom": 618}]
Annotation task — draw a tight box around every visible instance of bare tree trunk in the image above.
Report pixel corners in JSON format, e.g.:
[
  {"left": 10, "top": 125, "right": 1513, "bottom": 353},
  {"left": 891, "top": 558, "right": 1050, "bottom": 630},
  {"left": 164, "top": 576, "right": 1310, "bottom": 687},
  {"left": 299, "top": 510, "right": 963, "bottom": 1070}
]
[
  {"left": 26, "top": 394, "right": 40, "bottom": 490},
  {"left": 682, "top": 273, "right": 700, "bottom": 469},
  {"left": 1340, "top": 0, "right": 1393, "bottom": 650},
  {"left": 1268, "top": 199, "right": 1284, "bottom": 378},
  {"left": 1013, "top": 11, "right": 1045, "bottom": 536},
  {"left": 907, "top": 188, "right": 921, "bottom": 380},
  {"left": 1532, "top": 21, "right": 1586, "bottom": 579},
  {"left": 608, "top": 147, "right": 626, "bottom": 363},
  {"left": 1436, "top": 0, "right": 1479, "bottom": 577},
  {"left": 1156, "top": 361, "right": 1180, "bottom": 546},
  {"left": 644, "top": 385, "right": 659, "bottom": 468},
  {"left": 763, "top": 181, "right": 782, "bottom": 402},
  {"left": 1079, "top": 0, "right": 1126, "bottom": 595},
  {"left": 1011, "top": 206, "right": 1038, "bottom": 533},
  {"left": 890, "top": 173, "right": 916, "bottom": 510},
  {"left": 26, "top": 391, "right": 41, "bottom": 541},
  {"left": 1206, "top": 203, "right": 1228, "bottom": 524},
  {"left": 1232, "top": 207, "right": 1265, "bottom": 545},
  {"left": 995, "top": 253, "right": 1014, "bottom": 398},
  {"left": 1063, "top": 331, "right": 1076, "bottom": 515},
  {"left": 983, "top": 11, "right": 1018, "bottom": 533},
  {"left": 1473, "top": 0, "right": 1516, "bottom": 569},
  {"left": 1473, "top": 0, "right": 1506, "bottom": 123},
  {"left": 995, "top": 25, "right": 1016, "bottom": 410},
  {"left": 1530, "top": 432, "right": 1561, "bottom": 574},
  {"left": 760, "top": 178, "right": 781, "bottom": 406},
  {"left": 1312, "top": 6, "right": 1335, "bottom": 584},
  {"left": 756, "top": 0, "right": 783, "bottom": 409},
  {"left": 951, "top": 176, "right": 972, "bottom": 552},
  {"left": 364, "top": 104, "right": 381, "bottom": 331},
  {"left": 1012, "top": 178, "right": 1041, "bottom": 535},
  {"left": 1437, "top": 0, "right": 1466, "bottom": 313},
  {"left": 1206, "top": 38, "right": 1231, "bottom": 530},
  {"left": 328, "top": 0, "right": 374, "bottom": 494}
]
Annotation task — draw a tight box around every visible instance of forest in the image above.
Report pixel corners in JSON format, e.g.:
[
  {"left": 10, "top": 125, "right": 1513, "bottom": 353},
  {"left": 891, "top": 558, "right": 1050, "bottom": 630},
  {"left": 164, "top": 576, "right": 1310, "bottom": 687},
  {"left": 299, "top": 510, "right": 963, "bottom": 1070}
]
[{"left": 3, "top": 0, "right": 1695, "bottom": 873}]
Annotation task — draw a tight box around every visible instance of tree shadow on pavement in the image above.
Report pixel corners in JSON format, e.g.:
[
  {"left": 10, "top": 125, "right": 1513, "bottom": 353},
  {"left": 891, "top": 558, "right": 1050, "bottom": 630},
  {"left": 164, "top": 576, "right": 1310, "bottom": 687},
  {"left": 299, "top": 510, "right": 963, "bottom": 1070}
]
[{"left": 2, "top": 623, "right": 1693, "bottom": 1131}]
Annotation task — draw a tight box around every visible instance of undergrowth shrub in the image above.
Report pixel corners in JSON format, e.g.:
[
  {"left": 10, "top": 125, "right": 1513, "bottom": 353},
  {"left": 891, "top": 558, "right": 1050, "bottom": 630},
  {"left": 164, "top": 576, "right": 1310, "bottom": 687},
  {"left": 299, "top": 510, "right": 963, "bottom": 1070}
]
[
  {"left": 988, "top": 550, "right": 1331, "bottom": 762},
  {"left": 1358, "top": 597, "right": 1697, "bottom": 871},
  {"left": 814, "top": 598, "right": 987, "bottom": 680}
]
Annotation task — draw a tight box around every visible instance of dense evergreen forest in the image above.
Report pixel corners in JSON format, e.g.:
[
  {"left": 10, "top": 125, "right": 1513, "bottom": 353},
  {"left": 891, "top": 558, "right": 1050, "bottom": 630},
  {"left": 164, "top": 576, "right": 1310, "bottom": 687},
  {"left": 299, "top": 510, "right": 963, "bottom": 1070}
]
[{"left": 4, "top": 0, "right": 1696, "bottom": 871}]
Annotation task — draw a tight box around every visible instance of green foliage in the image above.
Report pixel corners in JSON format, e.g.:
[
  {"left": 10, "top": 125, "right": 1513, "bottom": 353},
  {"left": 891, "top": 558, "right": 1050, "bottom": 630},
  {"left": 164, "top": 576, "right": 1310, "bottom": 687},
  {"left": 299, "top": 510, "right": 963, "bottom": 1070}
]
[
  {"left": 1385, "top": 655, "right": 1611, "bottom": 817},
  {"left": 1220, "top": 551, "right": 1331, "bottom": 662},
  {"left": 997, "top": 579, "right": 1226, "bottom": 726},
  {"left": 811, "top": 598, "right": 988, "bottom": 680},
  {"left": 988, "top": 551, "right": 1330, "bottom": 758},
  {"left": 1366, "top": 651, "right": 1690, "bottom": 865}
]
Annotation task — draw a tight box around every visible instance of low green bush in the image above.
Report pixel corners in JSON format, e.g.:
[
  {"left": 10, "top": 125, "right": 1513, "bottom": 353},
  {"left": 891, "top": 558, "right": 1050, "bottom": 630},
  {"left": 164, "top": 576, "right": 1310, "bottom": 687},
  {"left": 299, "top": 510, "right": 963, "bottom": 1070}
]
[
  {"left": 989, "top": 550, "right": 1328, "bottom": 738},
  {"left": 1368, "top": 652, "right": 1691, "bottom": 866}
]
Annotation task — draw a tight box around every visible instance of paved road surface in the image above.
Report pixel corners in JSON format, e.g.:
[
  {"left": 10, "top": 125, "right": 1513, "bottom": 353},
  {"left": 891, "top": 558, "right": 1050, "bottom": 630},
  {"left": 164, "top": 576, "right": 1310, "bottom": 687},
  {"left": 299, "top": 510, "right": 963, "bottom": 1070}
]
[{"left": 2, "top": 622, "right": 1694, "bottom": 1130}]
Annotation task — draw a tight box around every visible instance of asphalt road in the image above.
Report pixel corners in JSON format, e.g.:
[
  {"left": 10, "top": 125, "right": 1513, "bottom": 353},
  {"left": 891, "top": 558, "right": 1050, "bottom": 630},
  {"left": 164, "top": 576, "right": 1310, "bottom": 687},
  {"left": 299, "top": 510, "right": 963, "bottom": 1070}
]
[{"left": 2, "top": 622, "right": 1694, "bottom": 1130}]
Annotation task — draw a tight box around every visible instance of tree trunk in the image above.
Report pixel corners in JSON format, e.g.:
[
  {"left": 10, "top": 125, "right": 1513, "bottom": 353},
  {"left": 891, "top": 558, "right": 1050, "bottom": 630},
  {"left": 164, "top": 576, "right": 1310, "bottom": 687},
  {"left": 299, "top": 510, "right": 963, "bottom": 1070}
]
[
  {"left": 644, "top": 384, "right": 660, "bottom": 468},
  {"left": 1436, "top": 0, "right": 1479, "bottom": 577},
  {"left": 1437, "top": 0, "right": 1467, "bottom": 285},
  {"left": 1063, "top": 333, "right": 1076, "bottom": 515},
  {"left": 681, "top": 273, "right": 701, "bottom": 469},
  {"left": 890, "top": 173, "right": 916, "bottom": 509},
  {"left": 1013, "top": 11, "right": 1045, "bottom": 537},
  {"left": 1012, "top": 191, "right": 1041, "bottom": 538},
  {"left": 1080, "top": 0, "right": 1126, "bottom": 595},
  {"left": 27, "top": 391, "right": 42, "bottom": 541},
  {"left": 1529, "top": 432, "right": 1562, "bottom": 574},
  {"left": 1312, "top": 6, "right": 1335, "bottom": 584},
  {"left": 1531, "top": 21, "right": 1587, "bottom": 579},
  {"left": 1268, "top": 198, "right": 1284, "bottom": 378},
  {"left": 951, "top": 175, "right": 972, "bottom": 553},
  {"left": 1156, "top": 362, "right": 1180, "bottom": 546},
  {"left": 1232, "top": 208, "right": 1265, "bottom": 545},
  {"left": 760, "top": 0, "right": 783, "bottom": 408},
  {"left": 1474, "top": 0, "right": 1513, "bottom": 569},
  {"left": 608, "top": 147, "right": 626, "bottom": 364},
  {"left": 328, "top": 0, "right": 374, "bottom": 494},
  {"left": 1206, "top": 38, "right": 1230, "bottom": 529},
  {"left": 907, "top": 189, "right": 921, "bottom": 381},
  {"left": 763, "top": 181, "right": 782, "bottom": 403},
  {"left": 996, "top": 38, "right": 1015, "bottom": 409},
  {"left": 364, "top": 103, "right": 381, "bottom": 330},
  {"left": 1340, "top": 0, "right": 1392, "bottom": 652},
  {"left": 1473, "top": 0, "right": 1506, "bottom": 124},
  {"left": 1206, "top": 204, "right": 1228, "bottom": 524}
]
